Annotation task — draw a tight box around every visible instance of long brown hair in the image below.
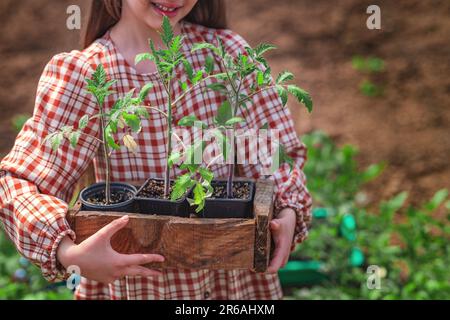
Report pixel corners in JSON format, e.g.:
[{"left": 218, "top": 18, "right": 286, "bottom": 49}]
[{"left": 82, "top": 0, "right": 227, "bottom": 49}]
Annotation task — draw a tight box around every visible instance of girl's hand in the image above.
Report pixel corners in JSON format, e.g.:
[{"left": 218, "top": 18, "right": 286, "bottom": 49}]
[
  {"left": 57, "top": 215, "right": 165, "bottom": 284},
  {"left": 267, "top": 208, "right": 296, "bottom": 273}
]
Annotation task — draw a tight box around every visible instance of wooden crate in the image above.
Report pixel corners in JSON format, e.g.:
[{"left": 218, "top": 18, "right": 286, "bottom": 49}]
[{"left": 67, "top": 179, "right": 274, "bottom": 272}]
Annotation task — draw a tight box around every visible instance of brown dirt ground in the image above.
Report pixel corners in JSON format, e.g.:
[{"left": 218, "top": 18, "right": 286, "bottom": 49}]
[{"left": 0, "top": 0, "right": 449, "bottom": 206}]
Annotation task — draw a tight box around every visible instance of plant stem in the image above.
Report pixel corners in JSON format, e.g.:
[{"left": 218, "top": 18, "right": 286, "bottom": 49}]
[
  {"left": 226, "top": 78, "right": 243, "bottom": 199},
  {"left": 163, "top": 85, "right": 173, "bottom": 199},
  {"left": 206, "top": 154, "right": 224, "bottom": 169},
  {"left": 79, "top": 133, "right": 104, "bottom": 144},
  {"left": 145, "top": 106, "right": 169, "bottom": 118},
  {"left": 238, "top": 85, "right": 278, "bottom": 105},
  {"left": 98, "top": 105, "right": 111, "bottom": 205},
  {"left": 226, "top": 163, "right": 234, "bottom": 198},
  {"left": 171, "top": 75, "right": 215, "bottom": 108},
  {"left": 172, "top": 132, "right": 186, "bottom": 150}
]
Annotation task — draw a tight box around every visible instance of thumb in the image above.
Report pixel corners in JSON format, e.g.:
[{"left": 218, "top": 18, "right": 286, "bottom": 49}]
[{"left": 96, "top": 215, "right": 129, "bottom": 241}]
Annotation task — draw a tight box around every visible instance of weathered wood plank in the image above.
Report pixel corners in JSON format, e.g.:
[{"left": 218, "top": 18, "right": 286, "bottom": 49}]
[
  {"left": 253, "top": 179, "right": 275, "bottom": 272},
  {"left": 68, "top": 209, "right": 255, "bottom": 270}
]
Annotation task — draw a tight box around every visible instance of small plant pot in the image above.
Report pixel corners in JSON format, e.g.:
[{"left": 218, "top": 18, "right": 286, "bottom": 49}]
[
  {"left": 198, "top": 181, "right": 256, "bottom": 219},
  {"left": 79, "top": 182, "right": 137, "bottom": 212},
  {"left": 135, "top": 178, "right": 190, "bottom": 217}
]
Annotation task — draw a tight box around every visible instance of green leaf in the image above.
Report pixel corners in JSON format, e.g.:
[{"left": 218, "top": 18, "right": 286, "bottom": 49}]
[
  {"left": 215, "top": 101, "right": 233, "bottom": 126},
  {"left": 192, "top": 182, "right": 207, "bottom": 213},
  {"left": 109, "top": 119, "right": 119, "bottom": 134},
  {"left": 170, "top": 35, "right": 183, "bottom": 53},
  {"left": 50, "top": 132, "right": 63, "bottom": 151},
  {"left": 238, "top": 54, "right": 248, "bottom": 67},
  {"left": 180, "top": 163, "right": 200, "bottom": 174},
  {"left": 366, "top": 57, "right": 385, "bottom": 73},
  {"left": 168, "top": 152, "right": 181, "bottom": 167},
  {"left": 111, "top": 98, "right": 124, "bottom": 113},
  {"left": 135, "top": 53, "right": 154, "bottom": 65},
  {"left": 91, "top": 64, "right": 107, "bottom": 87},
  {"left": 69, "top": 131, "right": 81, "bottom": 148},
  {"left": 122, "top": 113, "right": 141, "bottom": 133},
  {"left": 362, "top": 163, "right": 385, "bottom": 182},
  {"left": 191, "top": 42, "right": 220, "bottom": 55},
  {"left": 198, "top": 167, "right": 214, "bottom": 183},
  {"left": 276, "top": 71, "right": 295, "bottom": 84},
  {"left": 179, "top": 81, "right": 188, "bottom": 92},
  {"left": 263, "top": 67, "right": 272, "bottom": 82},
  {"left": 359, "top": 80, "right": 382, "bottom": 97},
  {"left": 104, "top": 80, "right": 117, "bottom": 91},
  {"left": 205, "top": 56, "right": 214, "bottom": 74},
  {"left": 351, "top": 55, "right": 365, "bottom": 71},
  {"left": 121, "top": 88, "right": 136, "bottom": 108},
  {"left": 178, "top": 115, "right": 203, "bottom": 128},
  {"left": 135, "top": 106, "right": 150, "bottom": 119},
  {"left": 183, "top": 59, "right": 194, "bottom": 82},
  {"left": 192, "top": 70, "right": 204, "bottom": 85},
  {"left": 353, "top": 56, "right": 385, "bottom": 73},
  {"left": 207, "top": 83, "right": 228, "bottom": 93},
  {"left": 256, "top": 71, "right": 264, "bottom": 86},
  {"left": 276, "top": 85, "right": 288, "bottom": 107},
  {"left": 184, "top": 141, "right": 206, "bottom": 165},
  {"left": 245, "top": 46, "right": 255, "bottom": 57},
  {"left": 287, "top": 85, "right": 313, "bottom": 112},
  {"left": 171, "top": 173, "right": 194, "bottom": 201},
  {"left": 217, "top": 36, "right": 226, "bottom": 58},
  {"left": 202, "top": 179, "right": 214, "bottom": 198},
  {"left": 138, "top": 83, "right": 153, "bottom": 102},
  {"left": 254, "top": 43, "right": 277, "bottom": 57},
  {"left": 225, "top": 117, "right": 245, "bottom": 126},
  {"left": 148, "top": 39, "right": 161, "bottom": 64},
  {"left": 382, "top": 192, "right": 408, "bottom": 216},
  {"left": 214, "top": 73, "right": 228, "bottom": 81},
  {"left": 424, "top": 189, "right": 449, "bottom": 211},
  {"left": 105, "top": 126, "right": 120, "bottom": 150},
  {"left": 160, "top": 16, "right": 174, "bottom": 46},
  {"left": 78, "top": 115, "right": 89, "bottom": 129},
  {"left": 256, "top": 56, "right": 269, "bottom": 69},
  {"left": 85, "top": 64, "right": 116, "bottom": 106}
]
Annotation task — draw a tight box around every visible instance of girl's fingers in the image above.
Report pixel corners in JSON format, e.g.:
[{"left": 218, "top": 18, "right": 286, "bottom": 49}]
[
  {"left": 120, "top": 253, "right": 165, "bottom": 266},
  {"left": 96, "top": 216, "right": 129, "bottom": 241},
  {"left": 267, "top": 240, "right": 287, "bottom": 273},
  {"left": 282, "top": 255, "right": 289, "bottom": 268},
  {"left": 270, "top": 220, "right": 281, "bottom": 232},
  {"left": 122, "top": 266, "right": 163, "bottom": 278}
]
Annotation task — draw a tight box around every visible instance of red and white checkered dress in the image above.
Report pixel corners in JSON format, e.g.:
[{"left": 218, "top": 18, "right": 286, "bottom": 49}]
[{"left": 0, "top": 21, "right": 312, "bottom": 300}]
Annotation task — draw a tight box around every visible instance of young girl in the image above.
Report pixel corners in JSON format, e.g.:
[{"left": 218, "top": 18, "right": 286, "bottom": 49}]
[{"left": 0, "top": 0, "right": 312, "bottom": 300}]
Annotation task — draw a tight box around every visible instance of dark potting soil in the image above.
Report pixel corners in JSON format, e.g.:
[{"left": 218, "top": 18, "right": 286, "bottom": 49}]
[
  {"left": 86, "top": 189, "right": 134, "bottom": 206},
  {"left": 137, "top": 179, "right": 174, "bottom": 199},
  {"left": 211, "top": 181, "right": 251, "bottom": 200}
]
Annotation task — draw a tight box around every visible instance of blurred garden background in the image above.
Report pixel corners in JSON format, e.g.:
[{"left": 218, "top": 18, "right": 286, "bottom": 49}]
[{"left": 0, "top": 0, "right": 449, "bottom": 299}]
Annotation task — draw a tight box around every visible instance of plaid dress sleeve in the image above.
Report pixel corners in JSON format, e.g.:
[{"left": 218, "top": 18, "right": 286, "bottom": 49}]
[
  {"left": 0, "top": 52, "right": 100, "bottom": 281},
  {"left": 215, "top": 29, "right": 313, "bottom": 248}
]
